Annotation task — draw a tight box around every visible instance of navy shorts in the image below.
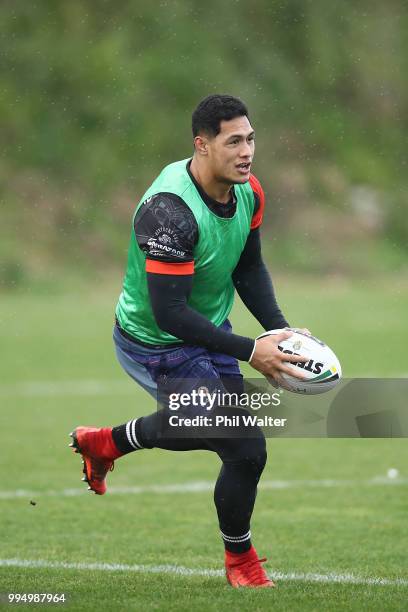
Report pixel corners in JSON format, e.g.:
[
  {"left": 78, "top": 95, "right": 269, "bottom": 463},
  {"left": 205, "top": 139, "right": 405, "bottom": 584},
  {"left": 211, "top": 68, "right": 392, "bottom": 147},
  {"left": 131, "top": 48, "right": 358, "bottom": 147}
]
[{"left": 113, "top": 320, "right": 244, "bottom": 408}]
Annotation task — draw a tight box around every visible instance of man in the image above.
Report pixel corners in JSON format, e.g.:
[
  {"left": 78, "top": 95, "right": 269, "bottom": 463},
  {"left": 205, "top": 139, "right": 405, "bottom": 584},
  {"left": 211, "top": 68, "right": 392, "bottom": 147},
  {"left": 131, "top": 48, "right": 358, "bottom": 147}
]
[{"left": 69, "top": 95, "right": 307, "bottom": 588}]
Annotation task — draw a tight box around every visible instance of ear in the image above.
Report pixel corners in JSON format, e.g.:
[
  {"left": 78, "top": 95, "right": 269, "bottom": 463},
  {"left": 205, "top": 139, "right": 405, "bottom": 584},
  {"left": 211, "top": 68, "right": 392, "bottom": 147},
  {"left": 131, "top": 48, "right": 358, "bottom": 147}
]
[{"left": 193, "top": 135, "right": 209, "bottom": 156}]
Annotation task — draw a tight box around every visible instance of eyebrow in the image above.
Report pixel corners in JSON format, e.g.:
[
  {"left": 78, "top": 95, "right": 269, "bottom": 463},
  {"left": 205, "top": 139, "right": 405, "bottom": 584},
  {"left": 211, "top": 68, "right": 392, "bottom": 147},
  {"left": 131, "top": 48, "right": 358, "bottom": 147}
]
[{"left": 226, "top": 131, "right": 255, "bottom": 140}]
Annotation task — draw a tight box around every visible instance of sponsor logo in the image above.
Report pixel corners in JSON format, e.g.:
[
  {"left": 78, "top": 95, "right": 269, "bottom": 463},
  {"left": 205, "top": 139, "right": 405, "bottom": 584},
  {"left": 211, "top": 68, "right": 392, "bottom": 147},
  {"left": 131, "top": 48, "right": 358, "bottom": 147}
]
[
  {"left": 278, "top": 346, "right": 324, "bottom": 375},
  {"left": 147, "top": 225, "right": 186, "bottom": 258},
  {"left": 147, "top": 238, "right": 186, "bottom": 258}
]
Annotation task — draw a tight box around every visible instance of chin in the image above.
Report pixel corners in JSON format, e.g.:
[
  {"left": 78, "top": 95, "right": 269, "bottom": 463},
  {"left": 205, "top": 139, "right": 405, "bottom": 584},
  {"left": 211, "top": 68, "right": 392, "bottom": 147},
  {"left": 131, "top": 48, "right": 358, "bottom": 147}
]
[
  {"left": 219, "top": 172, "right": 249, "bottom": 186},
  {"left": 232, "top": 174, "right": 250, "bottom": 185}
]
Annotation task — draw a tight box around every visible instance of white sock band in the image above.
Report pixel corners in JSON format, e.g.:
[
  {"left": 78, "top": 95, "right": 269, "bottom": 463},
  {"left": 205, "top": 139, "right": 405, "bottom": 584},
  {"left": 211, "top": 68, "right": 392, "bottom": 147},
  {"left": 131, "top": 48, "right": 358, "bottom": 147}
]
[
  {"left": 221, "top": 529, "right": 251, "bottom": 543},
  {"left": 126, "top": 419, "right": 143, "bottom": 450}
]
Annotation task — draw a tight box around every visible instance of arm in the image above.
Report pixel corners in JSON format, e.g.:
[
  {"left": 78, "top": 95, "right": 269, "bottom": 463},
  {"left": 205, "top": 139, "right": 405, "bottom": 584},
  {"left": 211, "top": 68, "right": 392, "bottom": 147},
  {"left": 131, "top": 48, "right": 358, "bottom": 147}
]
[
  {"left": 232, "top": 228, "right": 289, "bottom": 330},
  {"left": 147, "top": 271, "right": 255, "bottom": 361}
]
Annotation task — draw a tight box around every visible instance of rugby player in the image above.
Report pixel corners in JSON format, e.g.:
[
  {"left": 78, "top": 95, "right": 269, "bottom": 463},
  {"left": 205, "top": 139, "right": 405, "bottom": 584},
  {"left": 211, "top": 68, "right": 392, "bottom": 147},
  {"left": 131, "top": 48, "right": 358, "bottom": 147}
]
[{"left": 69, "top": 95, "right": 308, "bottom": 588}]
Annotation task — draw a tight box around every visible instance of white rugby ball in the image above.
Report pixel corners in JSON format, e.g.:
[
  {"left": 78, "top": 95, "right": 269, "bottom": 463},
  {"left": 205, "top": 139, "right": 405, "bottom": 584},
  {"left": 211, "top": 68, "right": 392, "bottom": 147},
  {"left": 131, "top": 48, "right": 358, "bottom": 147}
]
[{"left": 257, "top": 328, "right": 342, "bottom": 395}]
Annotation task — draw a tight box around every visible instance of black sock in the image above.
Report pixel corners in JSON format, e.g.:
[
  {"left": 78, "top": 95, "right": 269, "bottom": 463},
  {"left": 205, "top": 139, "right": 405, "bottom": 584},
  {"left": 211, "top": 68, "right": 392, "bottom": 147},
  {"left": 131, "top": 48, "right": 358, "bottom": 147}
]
[
  {"left": 222, "top": 533, "right": 252, "bottom": 554},
  {"left": 112, "top": 418, "right": 145, "bottom": 454}
]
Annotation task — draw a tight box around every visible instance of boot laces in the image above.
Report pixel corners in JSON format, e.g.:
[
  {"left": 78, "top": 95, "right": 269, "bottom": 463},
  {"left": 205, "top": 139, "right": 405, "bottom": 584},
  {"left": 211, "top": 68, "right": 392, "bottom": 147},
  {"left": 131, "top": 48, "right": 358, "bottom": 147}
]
[{"left": 243, "top": 557, "right": 270, "bottom": 585}]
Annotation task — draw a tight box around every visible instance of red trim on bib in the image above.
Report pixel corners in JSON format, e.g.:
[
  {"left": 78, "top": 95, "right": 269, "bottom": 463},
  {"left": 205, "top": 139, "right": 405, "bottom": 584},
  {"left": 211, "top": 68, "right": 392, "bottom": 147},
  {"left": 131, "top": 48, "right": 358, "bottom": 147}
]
[
  {"left": 249, "top": 174, "right": 265, "bottom": 229},
  {"left": 145, "top": 259, "right": 194, "bottom": 275}
]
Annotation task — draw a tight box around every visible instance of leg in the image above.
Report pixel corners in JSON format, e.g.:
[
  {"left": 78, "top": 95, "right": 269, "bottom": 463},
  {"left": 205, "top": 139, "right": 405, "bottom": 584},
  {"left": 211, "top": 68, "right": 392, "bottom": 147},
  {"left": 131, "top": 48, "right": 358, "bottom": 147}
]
[
  {"left": 211, "top": 426, "right": 267, "bottom": 553},
  {"left": 113, "top": 328, "right": 267, "bottom": 554},
  {"left": 69, "top": 329, "right": 274, "bottom": 586},
  {"left": 115, "top": 321, "right": 273, "bottom": 586}
]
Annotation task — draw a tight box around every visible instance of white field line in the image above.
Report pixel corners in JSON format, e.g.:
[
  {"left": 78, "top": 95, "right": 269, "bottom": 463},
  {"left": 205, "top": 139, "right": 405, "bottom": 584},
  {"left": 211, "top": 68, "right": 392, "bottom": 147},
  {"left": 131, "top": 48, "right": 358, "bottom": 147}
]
[
  {"left": 0, "top": 477, "right": 406, "bottom": 501},
  {"left": 0, "top": 558, "right": 407, "bottom": 587}
]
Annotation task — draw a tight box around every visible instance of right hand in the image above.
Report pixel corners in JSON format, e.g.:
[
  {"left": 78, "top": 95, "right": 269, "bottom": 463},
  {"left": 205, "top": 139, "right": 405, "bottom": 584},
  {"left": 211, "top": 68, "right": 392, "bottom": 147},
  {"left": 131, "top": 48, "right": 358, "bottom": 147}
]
[{"left": 249, "top": 330, "right": 308, "bottom": 388}]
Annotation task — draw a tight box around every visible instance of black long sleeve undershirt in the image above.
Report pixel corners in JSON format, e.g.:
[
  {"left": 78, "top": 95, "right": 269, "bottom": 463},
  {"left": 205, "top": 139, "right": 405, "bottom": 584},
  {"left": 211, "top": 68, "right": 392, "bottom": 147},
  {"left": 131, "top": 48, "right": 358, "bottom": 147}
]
[
  {"left": 146, "top": 228, "right": 288, "bottom": 361},
  {"left": 147, "top": 273, "right": 254, "bottom": 361},
  {"left": 232, "top": 228, "right": 289, "bottom": 330}
]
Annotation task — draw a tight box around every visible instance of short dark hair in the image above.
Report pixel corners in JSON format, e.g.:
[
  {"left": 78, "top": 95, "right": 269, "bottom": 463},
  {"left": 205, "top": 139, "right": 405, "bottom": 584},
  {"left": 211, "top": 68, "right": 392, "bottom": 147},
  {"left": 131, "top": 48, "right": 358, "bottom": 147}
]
[{"left": 192, "top": 94, "right": 249, "bottom": 138}]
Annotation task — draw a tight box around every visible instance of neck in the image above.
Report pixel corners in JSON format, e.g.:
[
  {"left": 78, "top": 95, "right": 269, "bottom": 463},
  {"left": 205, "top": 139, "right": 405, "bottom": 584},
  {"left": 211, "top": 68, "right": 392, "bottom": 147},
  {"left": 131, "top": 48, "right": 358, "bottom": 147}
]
[{"left": 190, "top": 157, "right": 232, "bottom": 204}]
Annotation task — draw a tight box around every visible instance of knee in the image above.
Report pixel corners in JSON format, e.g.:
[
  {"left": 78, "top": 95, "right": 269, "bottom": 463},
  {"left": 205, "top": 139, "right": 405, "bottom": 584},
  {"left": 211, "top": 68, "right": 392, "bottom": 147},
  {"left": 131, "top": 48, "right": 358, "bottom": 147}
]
[
  {"left": 227, "top": 435, "right": 267, "bottom": 477},
  {"left": 242, "top": 436, "right": 267, "bottom": 475}
]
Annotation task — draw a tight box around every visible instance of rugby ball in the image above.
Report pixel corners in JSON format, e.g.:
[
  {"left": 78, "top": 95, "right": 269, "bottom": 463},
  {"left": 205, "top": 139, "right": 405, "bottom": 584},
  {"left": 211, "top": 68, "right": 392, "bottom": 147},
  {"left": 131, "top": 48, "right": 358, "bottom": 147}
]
[{"left": 257, "top": 328, "right": 342, "bottom": 395}]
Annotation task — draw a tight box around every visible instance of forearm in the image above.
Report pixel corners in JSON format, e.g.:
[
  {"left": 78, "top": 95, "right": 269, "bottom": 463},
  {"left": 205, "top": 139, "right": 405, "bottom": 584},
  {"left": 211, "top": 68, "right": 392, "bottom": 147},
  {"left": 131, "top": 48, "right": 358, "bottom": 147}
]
[{"left": 147, "top": 272, "right": 255, "bottom": 361}]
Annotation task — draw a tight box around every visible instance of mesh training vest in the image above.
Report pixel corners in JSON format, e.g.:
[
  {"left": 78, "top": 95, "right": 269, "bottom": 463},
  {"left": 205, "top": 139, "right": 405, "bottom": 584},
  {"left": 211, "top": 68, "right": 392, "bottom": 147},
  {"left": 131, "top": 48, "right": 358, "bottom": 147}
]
[{"left": 115, "top": 158, "right": 255, "bottom": 345}]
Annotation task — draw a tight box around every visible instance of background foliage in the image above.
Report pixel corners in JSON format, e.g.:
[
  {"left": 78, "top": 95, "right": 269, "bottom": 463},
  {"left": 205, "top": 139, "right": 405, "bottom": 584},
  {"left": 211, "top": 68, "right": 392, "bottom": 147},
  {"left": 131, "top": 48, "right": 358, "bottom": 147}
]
[
  {"left": 1, "top": 0, "right": 407, "bottom": 287},
  {"left": 1, "top": 7, "right": 407, "bottom": 608}
]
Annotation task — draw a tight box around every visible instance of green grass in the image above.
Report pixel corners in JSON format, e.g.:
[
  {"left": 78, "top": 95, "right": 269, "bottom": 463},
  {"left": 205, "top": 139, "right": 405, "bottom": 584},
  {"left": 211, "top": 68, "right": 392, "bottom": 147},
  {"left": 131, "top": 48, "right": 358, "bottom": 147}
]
[{"left": 0, "top": 279, "right": 407, "bottom": 611}]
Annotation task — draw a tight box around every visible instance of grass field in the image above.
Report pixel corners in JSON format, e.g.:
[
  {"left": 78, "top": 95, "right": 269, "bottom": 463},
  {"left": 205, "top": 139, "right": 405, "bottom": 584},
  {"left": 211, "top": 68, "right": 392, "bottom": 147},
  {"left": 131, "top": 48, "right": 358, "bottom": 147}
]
[{"left": 0, "top": 278, "right": 407, "bottom": 611}]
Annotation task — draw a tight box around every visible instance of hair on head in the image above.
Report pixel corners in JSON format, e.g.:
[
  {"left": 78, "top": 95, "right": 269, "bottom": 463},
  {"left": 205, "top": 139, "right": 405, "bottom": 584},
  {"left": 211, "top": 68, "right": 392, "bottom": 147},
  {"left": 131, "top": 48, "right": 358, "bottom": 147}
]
[{"left": 192, "top": 94, "right": 249, "bottom": 138}]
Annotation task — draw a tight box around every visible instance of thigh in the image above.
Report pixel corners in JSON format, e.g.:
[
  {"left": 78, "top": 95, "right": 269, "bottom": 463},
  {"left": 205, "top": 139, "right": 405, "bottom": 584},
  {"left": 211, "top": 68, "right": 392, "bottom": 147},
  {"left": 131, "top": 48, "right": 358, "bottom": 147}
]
[
  {"left": 113, "top": 325, "right": 226, "bottom": 409},
  {"left": 159, "top": 346, "right": 226, "bottom": 413},
  {"left": 141, "top": 348, "right": 227, "bottom": 450},
  {"left": 208, "top": 351, "right": 244, "bottom": 395},
  {"left": 113, "top": 326, "right": 158, "bottom": 400}
]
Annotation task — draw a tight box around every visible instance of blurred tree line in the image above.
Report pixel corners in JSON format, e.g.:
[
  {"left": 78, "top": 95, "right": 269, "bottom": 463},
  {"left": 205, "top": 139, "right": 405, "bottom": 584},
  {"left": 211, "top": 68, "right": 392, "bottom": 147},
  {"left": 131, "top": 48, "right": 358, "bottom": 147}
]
[{"left": 1, "top": 0, "right": 407, "bottom": 287}]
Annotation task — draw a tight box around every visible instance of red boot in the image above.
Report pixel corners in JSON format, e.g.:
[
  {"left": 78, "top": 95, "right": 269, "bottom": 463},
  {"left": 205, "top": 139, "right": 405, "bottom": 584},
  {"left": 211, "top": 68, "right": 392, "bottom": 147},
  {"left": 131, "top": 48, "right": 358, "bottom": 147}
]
[
  {"left": 69, "top": 427, "right": 123, "bottom": 495},
  {"left": 225, "top": 546, "right": 275, "bottom": 588}
]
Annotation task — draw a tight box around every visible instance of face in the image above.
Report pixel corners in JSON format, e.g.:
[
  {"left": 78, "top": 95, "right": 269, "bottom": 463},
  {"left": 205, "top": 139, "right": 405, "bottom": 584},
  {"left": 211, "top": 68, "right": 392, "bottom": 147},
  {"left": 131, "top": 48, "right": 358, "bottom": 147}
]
[{"left": 205, "top": 116, "right": 255, "bottom": 185}]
